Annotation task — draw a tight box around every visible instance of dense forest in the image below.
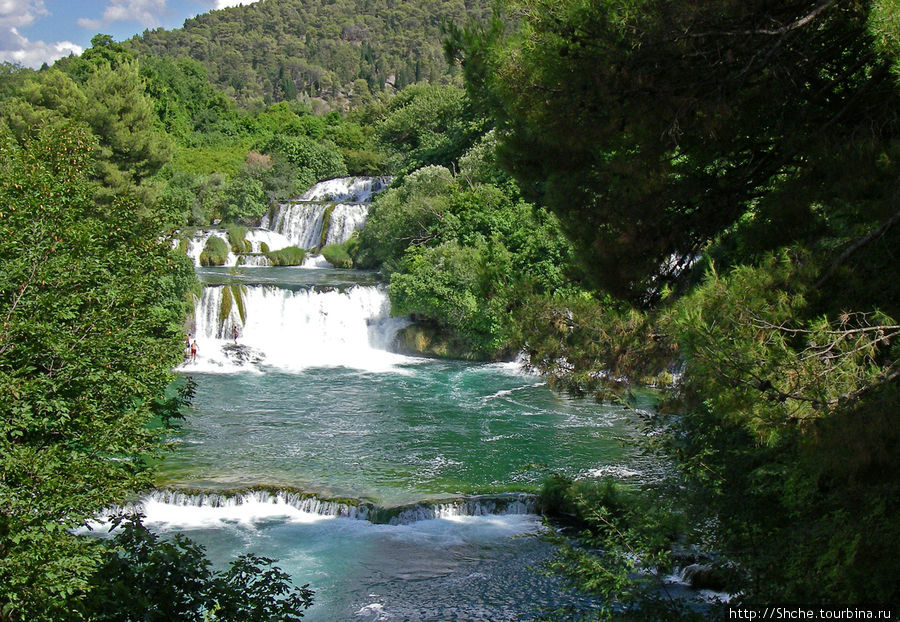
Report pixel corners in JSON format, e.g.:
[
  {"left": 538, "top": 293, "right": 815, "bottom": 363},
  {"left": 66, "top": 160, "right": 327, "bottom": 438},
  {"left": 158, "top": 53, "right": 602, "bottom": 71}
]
[
  {"left": 125, "top": 0, "right": 493, "bottom": 110},
  {"left": 1, "top": 0, "right": 898, "bottom": 619}
]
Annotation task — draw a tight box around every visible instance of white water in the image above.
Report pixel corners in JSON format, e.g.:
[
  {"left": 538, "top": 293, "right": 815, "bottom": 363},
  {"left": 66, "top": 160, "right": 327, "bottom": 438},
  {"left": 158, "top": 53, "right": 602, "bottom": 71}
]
[
  {"left": 186, "top": 284, "right": 413, "bottom": 373},
  {"left": 129, "top": 490, "right": 539, "bottom": 530},
  {"left": 183, "top": 177, "right": 390, "bottom": 267},
  {"left": 185, "top": 230, "right": 237, "bottom": 267},
  {"left": 260, "top": 177, "right": 390, "bottom": 250},
  {"left": 323, "top": 203, "right": 370, "bottom": 246},
  {"left": 296, "top": 176, "right": 390, "bottom": 203},
  {"left": 260, "top": 202, "right": 328, "bottom": 250},
  {"left": 184, "top": 229, "right": 293, "bottom": 268}
]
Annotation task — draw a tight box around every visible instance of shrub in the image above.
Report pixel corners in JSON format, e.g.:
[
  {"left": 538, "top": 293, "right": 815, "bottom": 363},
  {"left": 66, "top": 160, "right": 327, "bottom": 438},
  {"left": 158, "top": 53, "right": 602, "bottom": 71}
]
[
  {"left": 266, "top": 246, "right": 306, "bottom": 266},
  {"left": 226, "top": 225, "right": 247, "bottom": 253},
  {"left": 199, "top": 235, "right": 229, "bottom": 266},
  {"left": 321, "top": 241, "right": 353, "bottom": 268}
]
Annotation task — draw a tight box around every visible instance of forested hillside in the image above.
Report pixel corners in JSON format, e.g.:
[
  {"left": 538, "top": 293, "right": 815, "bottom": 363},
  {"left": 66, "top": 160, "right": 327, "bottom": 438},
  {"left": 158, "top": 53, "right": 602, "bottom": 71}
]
[
  {"left": 126, "top": 0, "right": 492, "bottom": 109},
  {"left": 2, "top": 0, "right": 898, "bottom": 618}
]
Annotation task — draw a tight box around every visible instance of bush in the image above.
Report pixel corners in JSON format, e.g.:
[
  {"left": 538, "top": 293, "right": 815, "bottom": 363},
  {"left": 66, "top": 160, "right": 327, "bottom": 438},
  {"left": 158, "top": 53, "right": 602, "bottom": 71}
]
[
  {"left": 199, "top": 235, "right": 229, "bottom": 266},
  {"left": 83, "top": 518, "right": 313, "bottom": 621},
  {"left": 321, "top": 241, "right": 353, "bottom": 268},
  {"left": 266, "top": 245, "right": 306, "bottom": 266},
  {"left": 226, "top": 225, "right": 247, "bottom": 253}
]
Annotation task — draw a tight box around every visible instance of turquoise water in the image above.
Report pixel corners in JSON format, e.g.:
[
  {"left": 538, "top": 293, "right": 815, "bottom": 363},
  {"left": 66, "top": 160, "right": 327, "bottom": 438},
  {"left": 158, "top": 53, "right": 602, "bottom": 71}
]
[
  {"left": 161, "top": 363, "right": 642, "bottom": 504},
  {"left": 152, "top": 267, "right": 650, "bottom": 620}
]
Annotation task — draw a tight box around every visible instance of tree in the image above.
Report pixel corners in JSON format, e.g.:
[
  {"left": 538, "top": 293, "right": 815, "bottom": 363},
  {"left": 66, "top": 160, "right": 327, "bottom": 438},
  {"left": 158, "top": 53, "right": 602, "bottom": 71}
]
[
  {"left": 450, "top": 0, "right": 900, "bottom": 608},
  {"left": 84, "top": 518, "right": 313, "bottom": 621},
  {"left": 82, "top": 58, "right": 172, "bottom": 199},
  {"left": 0, "top": 121, "right": 193, "bottom": 620},
  {"left": 449, "top": 0, "right": 900, "bottom": 305}
]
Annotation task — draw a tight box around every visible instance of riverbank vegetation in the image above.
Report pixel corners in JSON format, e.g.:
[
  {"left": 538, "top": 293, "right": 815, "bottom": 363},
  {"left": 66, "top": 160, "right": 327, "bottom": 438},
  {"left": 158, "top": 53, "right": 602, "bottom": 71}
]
[
  {"left": 1, "top": 0, "right": 898, "bottom": 617},
  {"left": 448, "top": 0, "right": 900, "bottom": 611}
]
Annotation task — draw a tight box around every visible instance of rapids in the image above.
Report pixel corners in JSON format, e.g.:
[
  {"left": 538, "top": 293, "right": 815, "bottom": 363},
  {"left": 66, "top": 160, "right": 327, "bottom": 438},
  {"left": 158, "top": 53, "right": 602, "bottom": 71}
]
[
  {"left": 162, "top": 265, "right": 650, "bottom": 619},
  {"left": 164, "top": 179, "right": 650, "bottom": 619}
]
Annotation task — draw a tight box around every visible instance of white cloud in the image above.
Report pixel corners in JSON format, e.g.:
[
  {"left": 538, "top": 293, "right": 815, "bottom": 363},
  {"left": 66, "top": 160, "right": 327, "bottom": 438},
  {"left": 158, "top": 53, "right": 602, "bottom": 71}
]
[
  {"left": 0, "top": 0, "right": 47, "bottom": 30},
  {"left": 0, "top": 27, "right": 81, "bottom": 67},
  {"left": 76, "top": 0, "right": 169, "bottom": 30},
  {"left": 0, "top": 1, "right": 82, "bottom": 68}
]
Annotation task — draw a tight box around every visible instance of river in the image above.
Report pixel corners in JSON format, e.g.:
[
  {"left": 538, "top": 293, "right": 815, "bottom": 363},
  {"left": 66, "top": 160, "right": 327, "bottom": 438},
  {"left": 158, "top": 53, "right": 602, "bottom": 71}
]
[
  {"left": 142, "top": 264, "right": 655, "bottom": 620},
  {"left": 153, "top": 178, "right": 656, "bottom": 619}
]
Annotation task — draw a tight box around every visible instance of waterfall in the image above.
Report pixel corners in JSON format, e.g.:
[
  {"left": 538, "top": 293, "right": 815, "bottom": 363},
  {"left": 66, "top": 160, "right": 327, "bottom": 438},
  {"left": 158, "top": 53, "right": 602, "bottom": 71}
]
[
  {"left": 183, "top": 177, "right": 390, "bottom": 266},
  {"left": 185, "top": 230, "right": 237, "bottom": 267},
  {"left": 133, "top": 489, "right": 539, "bottom": 528},
  {"left": 188, "top": 284, "right": 411, "bottom": 372},
  {"left": 261, "top": 202, "right": 328, "bottom": 249},
  {"left": 296, "top": 176, "right": 390, "bottom": 203},
  {"left": 260, "top": 177, "right": 391, "bottom": 250},
  {"left": 324, "top": 203, "right": 370, "bottom": 246},
  {"left": 183, "top": 229, "right": 292, "bottom": 268}
]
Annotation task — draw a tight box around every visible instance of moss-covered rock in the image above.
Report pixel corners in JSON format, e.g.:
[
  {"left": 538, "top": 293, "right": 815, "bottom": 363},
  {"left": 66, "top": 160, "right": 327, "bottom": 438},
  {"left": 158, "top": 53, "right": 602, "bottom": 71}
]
[
  {"left": 321, "top": 240, "right": 353, "bottom": 268},
  {"left": 392, "top": 323, "right": 492, "bottom": 361},
  {"left": 231, "top": 284, "right": 246, "bottom": 324},
  {"left": 260, "top": 241, "right": 270, "bottom": 254},
  {"left": 199, "top": 235, "right": 229, "bottom": 266},
  {"left": 266, "top": 245, "right": 306, "bottom": 266},
  {"left": 318, "top": 203, "right": 336, "bottom": 249},
  {"left": 226, "top": 225, "right": 247, "bottom": 254}
]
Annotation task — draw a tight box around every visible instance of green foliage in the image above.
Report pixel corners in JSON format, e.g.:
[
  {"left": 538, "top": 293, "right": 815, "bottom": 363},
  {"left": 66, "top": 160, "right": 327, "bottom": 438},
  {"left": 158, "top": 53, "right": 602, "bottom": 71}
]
[
  {"left": 171, "top": 142, "right": 253, "bottom": 177},
  {"left": 123, "top": 0, "right": 493, "bottom": 108},
  {"left": 449, "top": 0, "right": 900, "bottom": 609},
  {"left": 451, "top": 0, "right": 900, "bottom": 304},
  {"left": 200, "top": 235, "right": 230, "bottom": 266},
  {"left": 321, "top": 239, "right": 356, "bottom": 268},
  {"left": 375, "top": 84, "right": 484, "bottom": 173},
  {"left": 654, "top": 254, "right": 900, "bottom": 602},
  {"left": 870, "top": 0, "right": 900, "bottom": 82},
  {"left": 389, "top": 240, "right": 509, "bottom": 354},
  {"left": 84, "top": 517, "right": 313, "bottom": 620},
  {"left": 226, "top": 225, "right": 248, "bottom": 253},
  {"left": 0, "top": 124, "right": 194, "bottom": 619},
  {"left": 356, "top": 165, "right": 457, "bottom": 271},
  {"left": 266, "top": 246, "right": 307, "bottom": 266},
  {"left": 265, "top": 134, "right": 348, "bottom": 191},
  {"left": 358, "top": 161, "right": 578, "bottom": 356},
  {"left": 222, "top": 175, "right": 268, "bottom": 223},
  {"left": 539, "top": 474, "right": 700, "bottom": 620},
  {"left": 80, "top": 58, "right": 172, "bottom": 200}
]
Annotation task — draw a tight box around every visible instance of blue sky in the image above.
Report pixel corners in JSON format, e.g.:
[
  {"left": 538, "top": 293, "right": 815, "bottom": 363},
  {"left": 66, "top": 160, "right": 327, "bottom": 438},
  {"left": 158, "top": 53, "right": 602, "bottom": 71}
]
[{"left": 1, "top": 0, "right": 260, "bottom": 68}]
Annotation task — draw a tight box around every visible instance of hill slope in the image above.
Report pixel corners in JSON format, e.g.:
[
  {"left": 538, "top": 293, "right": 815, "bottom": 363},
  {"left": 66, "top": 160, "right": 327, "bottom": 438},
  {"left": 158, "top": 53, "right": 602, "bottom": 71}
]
[{"left": 126, "top": 0, "right": 492, "bottom": 109}]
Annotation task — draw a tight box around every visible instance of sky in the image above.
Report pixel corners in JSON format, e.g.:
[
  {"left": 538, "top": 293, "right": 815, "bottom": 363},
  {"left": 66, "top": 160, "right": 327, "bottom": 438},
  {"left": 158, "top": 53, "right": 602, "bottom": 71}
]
[{"left": 0, "top": 0, "right": 261, "bottom": 68}]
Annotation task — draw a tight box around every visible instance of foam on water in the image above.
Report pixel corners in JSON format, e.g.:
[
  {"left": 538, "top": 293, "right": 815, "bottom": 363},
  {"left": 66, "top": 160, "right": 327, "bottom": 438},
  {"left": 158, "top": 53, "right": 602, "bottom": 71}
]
[{"left": 184, "top": 283, "right": 414, "bottom": 373}]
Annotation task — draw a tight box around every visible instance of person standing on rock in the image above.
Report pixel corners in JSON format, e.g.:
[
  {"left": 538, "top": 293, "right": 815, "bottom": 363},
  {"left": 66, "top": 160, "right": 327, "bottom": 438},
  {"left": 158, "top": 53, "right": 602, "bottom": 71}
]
[{"left": 233, "top": 325, "right": 239, "bottom": 343}]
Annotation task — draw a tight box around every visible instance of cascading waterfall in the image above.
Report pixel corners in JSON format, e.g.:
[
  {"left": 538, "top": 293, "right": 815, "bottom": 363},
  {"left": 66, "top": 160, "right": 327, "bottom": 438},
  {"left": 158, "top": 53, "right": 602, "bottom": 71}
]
[
  {"left": 260, "top": 176, "right": 390, "bottom": 250},
  {"left": 323, "top": 203, "right": 370, "bottom": 246},
  {"left": 135, "top": 489, "right": 539, "bottom": 528},
  {"left": 185, "top": 230, "right": 237, "bottom": 266},
  {"left": 182, "top": 177, "right": 390, "bottom": 267},
  {"left": 189, "top": 283, "right": 411, "bottom": 372},
  {"left": 261, "top": 202, "right": 328, "bottom": 249}
]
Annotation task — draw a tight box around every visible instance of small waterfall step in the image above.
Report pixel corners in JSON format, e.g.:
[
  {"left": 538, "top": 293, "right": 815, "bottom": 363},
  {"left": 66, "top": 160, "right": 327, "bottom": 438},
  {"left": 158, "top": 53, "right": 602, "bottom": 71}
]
[
  {"left": 181, "top": 177, "right": 391, "bottom": 266},
  {"left": 138, "top": 489, "right": 541, "bottom": 526},
  {"left": 261, "top": 176, "right": 391, "bottom": 249}
]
